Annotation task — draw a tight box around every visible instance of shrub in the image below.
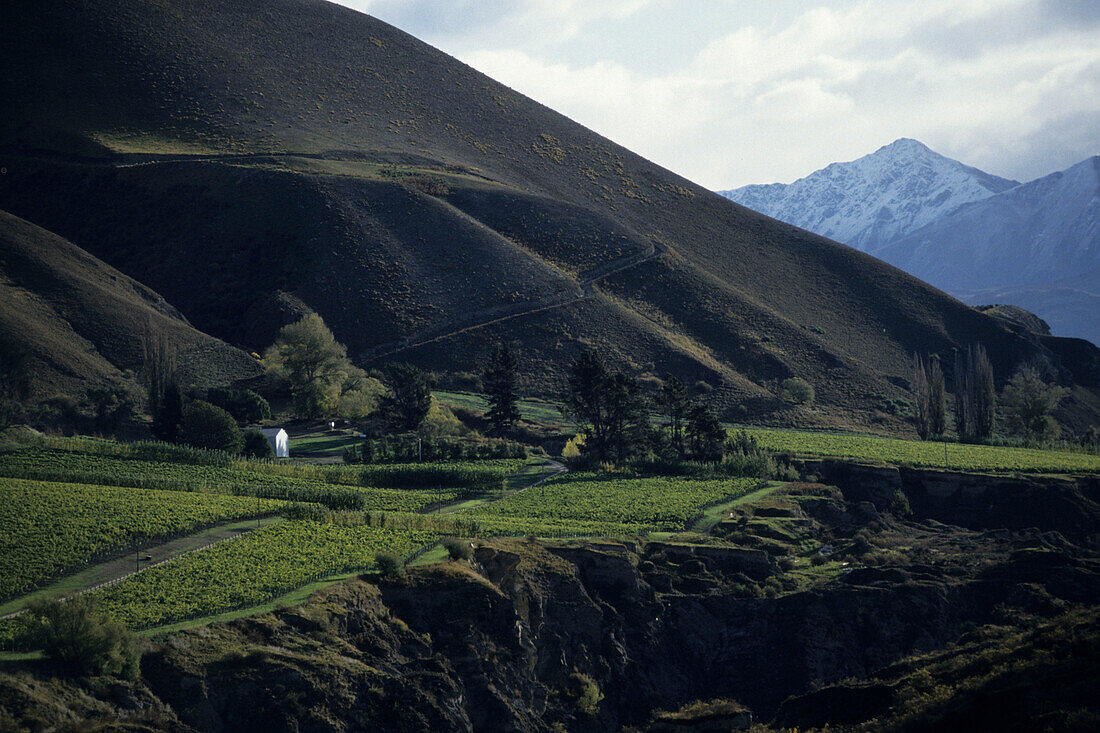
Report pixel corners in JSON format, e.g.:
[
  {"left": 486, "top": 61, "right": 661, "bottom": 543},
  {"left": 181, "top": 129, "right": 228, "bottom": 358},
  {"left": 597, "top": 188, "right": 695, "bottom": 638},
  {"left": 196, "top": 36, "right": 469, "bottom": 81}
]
[
  {"left": 442, "top": 537, "right": 472, "bottom": 561},
  {"left": 780, "top": 378, "right": 815, "bottom": 405},
  {"left": 562, "top": 433, "right": 585, "bottom": 460},
  {"left": 375, "top": 552, "right": 405, "bottom": 581},
  {"left": 179, "top": 401, "right": 244, "bottom": 454},
  {"left": 242, "top": 429, "right": 274, "bottom": 459},
  {"left": 570, "top": 672, "right": 604, "bottom": 718},
  {"left": 206, "top": 387, "right": 272, "bottom": 424},
  {"left": 24, "top": 597, "right": 138, "bottom": 678},
  {"left": 889, "top": 489, "right": 913, "bottom": 518}
]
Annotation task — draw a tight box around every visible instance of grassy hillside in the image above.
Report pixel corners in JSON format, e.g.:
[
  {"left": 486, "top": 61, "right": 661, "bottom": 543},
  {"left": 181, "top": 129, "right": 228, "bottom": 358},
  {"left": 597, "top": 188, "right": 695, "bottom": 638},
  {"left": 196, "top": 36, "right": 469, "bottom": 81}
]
[
  {"left": 2, "top": 0, "right": 1098, "bottom": 433},
  {"left": 0, "top": 210, "right": 260, "bottom": 401}
]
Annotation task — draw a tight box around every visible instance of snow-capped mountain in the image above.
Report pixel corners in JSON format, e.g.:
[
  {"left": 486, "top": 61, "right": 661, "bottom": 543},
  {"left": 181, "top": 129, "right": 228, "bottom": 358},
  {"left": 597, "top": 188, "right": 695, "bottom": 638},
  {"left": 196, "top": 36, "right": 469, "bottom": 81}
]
[
  {"left": 720, "top": 138, "right": 1019, "bottom": 252},
  {"left": 720, "top": 141, "right": 1099, "bottom": 346},
  {"left": 872, "top": 156, "right": 1100, "bottom": 345}
]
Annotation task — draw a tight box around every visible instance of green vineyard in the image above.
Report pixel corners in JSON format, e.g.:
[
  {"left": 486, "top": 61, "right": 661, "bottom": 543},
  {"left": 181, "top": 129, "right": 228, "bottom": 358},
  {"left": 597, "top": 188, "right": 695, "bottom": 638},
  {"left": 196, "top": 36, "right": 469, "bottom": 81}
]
[
  {"left": 463, "top": 473, "right": 760, "bottom": 534},
  {"left": 744, "top": 428, "right": 1100, "bottom": 474},
  {"left": 86, "top": 522, "right": 436, "bottom": 629},
  {"left": 0, "top": 477, "right": 284, "bottom": 598},
  {"left": 0, "top": 447, "right": 521, "bottom": 512}
]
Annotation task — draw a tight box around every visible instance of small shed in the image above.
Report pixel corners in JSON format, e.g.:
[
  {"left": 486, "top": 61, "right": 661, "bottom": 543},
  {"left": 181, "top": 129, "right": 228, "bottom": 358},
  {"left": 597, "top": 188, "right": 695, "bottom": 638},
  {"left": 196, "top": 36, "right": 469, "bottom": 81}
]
[{"left": 261, "top": 428, "right": 289, "bottom": 458}]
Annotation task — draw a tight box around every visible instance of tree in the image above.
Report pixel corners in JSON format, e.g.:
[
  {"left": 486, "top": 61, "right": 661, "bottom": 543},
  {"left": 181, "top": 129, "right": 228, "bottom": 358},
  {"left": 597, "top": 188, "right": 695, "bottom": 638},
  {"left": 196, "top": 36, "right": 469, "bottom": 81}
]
[
  {"left": 263, "top": 314, "right": 351, "bottom": 418},
  {"left": 928, "top": 357, "right": 947, "bottom": 437},
  {"left": 179, "top": 400, "right": 244, "bottom": 454},
  {"left": 0, "top": 343, "right": 33, "bottom": 431},
  {"left": 564, "top": 350, "right": 649, "bottom": 463},
  {"left": 379, "top": 362, "right": 432, "bottom": 431},
  {"left": 242, "top": 429, "right": 275, "bottom": 458},
  {"left": 25, "top": 597, "right": 138, "bottom": 679},
  {"left": 912, "top": 354, "right": 947, "bottom": 439},
  {"left": 84, "top": 382, "right": 138, "bottom": 436},
  {"left": 912, "top": 354, "right": 931, "bottom": 439},
  {"left": 206, "top": 387, "right": 271, "bottom": 425},
  {"left": 143, "top": 329, "right": 181, "bottom": 441},
  {"left": 1002, "top": 366, "right": 1066, "bottom": 444},
  {"left": 661, "top": 375, "right": 689, "bottom": 456},
  {"left": 954, "top": 344, "right": 995, "bottom": 442},
  {"left": 604, "top": 372, "right": 648, "bottom": 463},
  {"left": 780, "top": 378, "right": 814, "bottom": 405},
  {"left": 483, "top": 341, "right": 521, "bottom": 434},
  {"left": 686, "top": 402, "right": 726, "bottom": 461}
]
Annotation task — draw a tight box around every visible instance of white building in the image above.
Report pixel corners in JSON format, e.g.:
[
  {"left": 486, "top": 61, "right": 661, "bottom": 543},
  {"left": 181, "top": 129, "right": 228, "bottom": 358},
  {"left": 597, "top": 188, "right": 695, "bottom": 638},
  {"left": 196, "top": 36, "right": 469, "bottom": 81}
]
[{"left": 260, "top": 428, "right": 289, "bottom": 458}]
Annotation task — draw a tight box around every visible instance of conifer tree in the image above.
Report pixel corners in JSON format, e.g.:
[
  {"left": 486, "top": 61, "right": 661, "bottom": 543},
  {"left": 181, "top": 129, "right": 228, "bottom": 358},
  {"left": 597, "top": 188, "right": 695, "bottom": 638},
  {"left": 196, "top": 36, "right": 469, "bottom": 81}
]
[
  {"left": 661, "top": 375, "right": 689, "bottom": 455},
  {"left": 483, "top": 341, "right": 521, "bottom": 434}
]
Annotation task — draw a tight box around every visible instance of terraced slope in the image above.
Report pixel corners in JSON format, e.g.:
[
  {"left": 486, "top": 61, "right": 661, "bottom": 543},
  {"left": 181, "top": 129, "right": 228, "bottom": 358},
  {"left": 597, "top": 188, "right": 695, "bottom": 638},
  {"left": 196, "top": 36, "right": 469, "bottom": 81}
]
[{"left": 2, "top": 0, "right": 1098, "bottom": 432}]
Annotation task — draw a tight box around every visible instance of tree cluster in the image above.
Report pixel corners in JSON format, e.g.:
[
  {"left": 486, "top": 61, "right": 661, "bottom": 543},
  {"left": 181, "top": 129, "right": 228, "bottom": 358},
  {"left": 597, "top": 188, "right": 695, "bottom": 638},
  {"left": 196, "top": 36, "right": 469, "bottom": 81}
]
[{"left": 564, "top": 350, "right": 729, "bottom": 464}]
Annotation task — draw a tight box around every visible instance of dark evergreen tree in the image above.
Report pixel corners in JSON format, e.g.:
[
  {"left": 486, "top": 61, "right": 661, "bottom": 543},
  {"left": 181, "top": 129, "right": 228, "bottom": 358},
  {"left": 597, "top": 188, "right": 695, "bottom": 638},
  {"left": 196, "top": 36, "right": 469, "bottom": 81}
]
[
  {"left": 687, "top": 402, "right": 726, "bottom": 461},
  {"left": 379, "top": 362, "right": 432, "bottom": 431},
  {"left": 564, "top": 350, "right": 649, "bottom": 463},
  {"left": 178, "top": 400, "right": 244, "bottom": 454},
  {"left": 661, "top": 374, "right": 689, "bottom": 456},
  {"left": 0, "top": 344, "right": 33, "bottom": 431},
  {"left": 565, "top": 350, "right": 612, "bottom": 460},
  {"left": 912, "top": 354, "right": 931, "bottom": 439},
  {"left": 152, "top": 381, "right": 183, "bottom": 442},
  {"left": 483, "top": 341, "right": 521, "bottom": 434},
  {"left": 605, "top": 372, "right": 648, "bottom": 463}
]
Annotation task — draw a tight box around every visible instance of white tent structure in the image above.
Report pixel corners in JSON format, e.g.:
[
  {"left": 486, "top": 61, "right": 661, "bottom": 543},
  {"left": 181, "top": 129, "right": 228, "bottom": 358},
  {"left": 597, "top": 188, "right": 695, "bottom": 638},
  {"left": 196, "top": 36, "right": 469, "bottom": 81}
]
[{"left": 260, "top": 428, "right": 289, "bottom": 458}]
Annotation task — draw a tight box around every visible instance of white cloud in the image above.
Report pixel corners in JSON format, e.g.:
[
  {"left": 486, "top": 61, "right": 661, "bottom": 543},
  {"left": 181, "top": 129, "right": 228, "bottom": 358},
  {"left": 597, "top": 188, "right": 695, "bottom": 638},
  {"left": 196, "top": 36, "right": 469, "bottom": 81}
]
[{"left": 337, "top": 0, "right": 1100, "bottom": 187}]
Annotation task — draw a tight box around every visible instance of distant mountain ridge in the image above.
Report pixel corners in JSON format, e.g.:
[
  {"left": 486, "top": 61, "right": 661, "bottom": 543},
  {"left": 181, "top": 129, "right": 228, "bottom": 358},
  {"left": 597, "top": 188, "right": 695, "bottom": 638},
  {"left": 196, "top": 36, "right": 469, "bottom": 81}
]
[
  {"left": 721, "top": 139, "right": 1020, "bottom": 252},
  {"left": 720, "top": 142, "right": 1099, "bottom": 346}
]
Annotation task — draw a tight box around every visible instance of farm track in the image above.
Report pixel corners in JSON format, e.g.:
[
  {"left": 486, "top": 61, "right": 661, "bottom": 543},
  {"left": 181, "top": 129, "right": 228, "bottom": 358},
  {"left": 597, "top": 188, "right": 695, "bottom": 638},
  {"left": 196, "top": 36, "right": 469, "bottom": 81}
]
[
  {"left": 0, "top": 459, "right": 564, "bottom": 623},
  {"left": 0, "top": 517, "right": 281, "bottom": 621},
  {"left": 435, "top": 458, "right": 567, "bottom": 516}
]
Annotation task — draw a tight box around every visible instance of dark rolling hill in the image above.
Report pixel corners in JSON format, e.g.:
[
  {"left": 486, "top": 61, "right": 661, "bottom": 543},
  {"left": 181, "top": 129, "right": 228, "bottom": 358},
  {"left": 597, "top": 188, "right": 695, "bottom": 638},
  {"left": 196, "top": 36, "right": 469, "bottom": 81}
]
[
  {"left": 2, "top": 0, "right": 1099, "bottom": 433},
  {"left": 0, "top": 210, "right": 260, "bottom": 403}
]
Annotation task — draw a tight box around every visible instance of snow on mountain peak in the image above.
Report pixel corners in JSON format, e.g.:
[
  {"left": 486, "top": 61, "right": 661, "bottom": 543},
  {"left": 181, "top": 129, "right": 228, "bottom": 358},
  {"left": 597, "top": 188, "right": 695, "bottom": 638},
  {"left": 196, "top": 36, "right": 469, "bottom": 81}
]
[{"left": 720, "top": 139, "right": 1020, "bottom": 252}]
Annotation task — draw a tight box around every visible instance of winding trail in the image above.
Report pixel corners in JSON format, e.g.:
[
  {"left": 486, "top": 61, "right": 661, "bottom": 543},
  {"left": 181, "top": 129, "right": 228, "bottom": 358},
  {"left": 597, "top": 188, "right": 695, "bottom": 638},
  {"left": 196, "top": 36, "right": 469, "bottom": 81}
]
[{"left": 360, "top": 241, "right": 666, "bottom": 363}]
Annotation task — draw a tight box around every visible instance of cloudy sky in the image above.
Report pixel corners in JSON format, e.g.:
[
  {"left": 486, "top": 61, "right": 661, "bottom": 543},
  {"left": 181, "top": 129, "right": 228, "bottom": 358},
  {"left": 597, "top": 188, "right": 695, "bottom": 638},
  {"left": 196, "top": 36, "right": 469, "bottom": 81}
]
[{"left": 337, "top": 0, "right": 1098, "bottom": 190}]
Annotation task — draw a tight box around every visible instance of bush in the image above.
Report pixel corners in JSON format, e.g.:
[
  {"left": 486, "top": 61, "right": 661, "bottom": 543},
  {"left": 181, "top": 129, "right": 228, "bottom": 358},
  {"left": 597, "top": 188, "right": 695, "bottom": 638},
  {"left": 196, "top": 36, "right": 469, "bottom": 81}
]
[
  {"left": 24, "top": 597, "right": 138, "bottom": 678},
  {"left": 179, "top": 401, "right": 244, "bottom": 454},
  {"left": 442, "top": 537, "right": 472, "bottom": 561},
  {"left": 242, "top": 429, "right": 275, "bottom": 459},
  {"left": 889, "top": 489, "right": 913, "bottom": 518},
  {"left": 206, "top": 387, "right": 271, "bottom": 424},
  {"left": 375, "top": 552, "right": 405, "bottom": 581},
  {"left": 570, "top": 672, "right": 604, "bottom": 718},
  {"left": 780, "top": 378, "right": 815, "bottom": 405}
]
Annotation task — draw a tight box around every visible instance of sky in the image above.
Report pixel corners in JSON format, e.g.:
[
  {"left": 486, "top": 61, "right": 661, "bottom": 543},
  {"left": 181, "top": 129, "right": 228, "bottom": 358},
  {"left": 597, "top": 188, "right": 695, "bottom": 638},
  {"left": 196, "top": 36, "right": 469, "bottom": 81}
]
[{"left": 336, "top": 0, "right": 1099, "bottom": 190}]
